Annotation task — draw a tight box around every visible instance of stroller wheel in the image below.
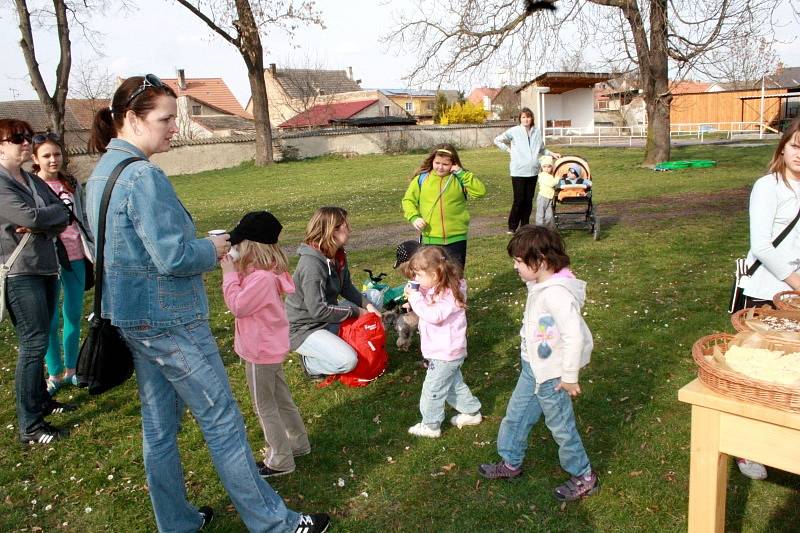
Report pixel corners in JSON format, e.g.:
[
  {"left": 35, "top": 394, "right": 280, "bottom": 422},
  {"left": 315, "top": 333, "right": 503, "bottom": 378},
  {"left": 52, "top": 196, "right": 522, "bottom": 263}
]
[{"left": 592, "top": 221, "right": 600, "bottom": 241}]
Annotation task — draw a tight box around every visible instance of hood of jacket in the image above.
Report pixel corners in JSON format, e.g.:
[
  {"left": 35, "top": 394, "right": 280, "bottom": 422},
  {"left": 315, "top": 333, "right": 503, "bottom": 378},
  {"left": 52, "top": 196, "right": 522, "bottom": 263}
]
[
  {"left": 527, "top": 273, "right": 587, "bottom": 308},
  {"left": 297, "top": 242, "right": 334, "bottom": 275}
]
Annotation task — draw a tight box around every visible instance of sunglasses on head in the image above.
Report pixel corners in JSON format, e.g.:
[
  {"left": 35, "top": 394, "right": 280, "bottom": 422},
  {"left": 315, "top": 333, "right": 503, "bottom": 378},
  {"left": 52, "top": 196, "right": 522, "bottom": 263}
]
[
  {"left": 2, "top": 132, "right": 33, "bottom": 145},
  {"left": 123, "top": 74, "right": 165, "bottom": 108},
  {"left": 32, "top": 132, "right": 61, "bottom": 146}
]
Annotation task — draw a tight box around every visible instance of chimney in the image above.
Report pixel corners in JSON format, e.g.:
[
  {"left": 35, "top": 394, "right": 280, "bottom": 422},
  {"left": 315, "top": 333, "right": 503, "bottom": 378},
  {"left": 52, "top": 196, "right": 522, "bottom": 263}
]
[
  {"left": 177, "top": 69, "right": 187, "bottom": 90},
  {"left": 348, "top": 66, "right": 353, "bottom": 80},
  {"left": 270, "top": 63, "right": 277, "bottom": 76}
]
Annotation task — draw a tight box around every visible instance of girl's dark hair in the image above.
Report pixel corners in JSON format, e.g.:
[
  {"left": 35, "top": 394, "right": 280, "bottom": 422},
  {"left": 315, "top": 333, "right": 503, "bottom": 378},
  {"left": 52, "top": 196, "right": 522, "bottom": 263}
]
[
  {"left": 507, "top": 225, "right": 570, "bottom": 272},
  {"left": 31, "top": 137, "right": 76, "bottom": 192},
  {"left": 401, "top": 245, "right": 466, "bottom": 308},
  {"left": 88, "top": 76, "right": 177, "bottom": 153},
  {"left": 769, "top": 116, "right": 800, "bottom": 187},
  {"left": 412, "top": 143, "right": 463, "bottom": 178},
  {"left": 0, "top": 118, "right": 33, "bottom": 141},
  {"left": 519, "top": 107, "right": 534, "bottom": 124}
]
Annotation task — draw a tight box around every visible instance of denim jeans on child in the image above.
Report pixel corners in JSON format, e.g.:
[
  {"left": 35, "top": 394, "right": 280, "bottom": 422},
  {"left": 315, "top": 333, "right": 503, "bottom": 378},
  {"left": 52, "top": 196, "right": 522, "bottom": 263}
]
[
  {"left": 497, "top": 357, "right": 591, "bottom": 477},
  {"left": 420, "top": 357, "right": 481, "bottom": 428},
  {"left": 121, "top": 319, "right": 299, "bottom": 533},
  {"left": 46, "top": 258, "right": 86, "bottom": 376},
  {"left": 6, "top": 274, "right": 57, "bottom": 435}
]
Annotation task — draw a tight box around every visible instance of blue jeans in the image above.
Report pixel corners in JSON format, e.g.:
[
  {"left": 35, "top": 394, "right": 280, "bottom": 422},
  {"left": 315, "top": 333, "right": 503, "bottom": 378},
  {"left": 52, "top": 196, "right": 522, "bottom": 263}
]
[
  {"left": 419, "top": 357, "right": 481, "bottom": 428},
  {"left": 6, "top": 275, "right": 58, "bottom": 435},
  {"left": 120, "top": 320, "right": 299, "bottom": 533},
  {"left": 496, "top": 357, "right": 591, "bottom": 477},
  {"left": 295, "top": 326, "right": 357, "bottom": 375},
  {"left": 46, "top": 259, "right": 86, "bottom": 376}
]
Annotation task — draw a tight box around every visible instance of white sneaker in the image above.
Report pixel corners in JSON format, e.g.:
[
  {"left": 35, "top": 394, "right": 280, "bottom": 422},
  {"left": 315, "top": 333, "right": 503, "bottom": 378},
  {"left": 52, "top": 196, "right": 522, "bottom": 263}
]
[
  {"left": 408, "top": 422, "right": 441, "bottom": 438},
  {"left": 736, "top": 458, "right": 767, "bottom": 480},
  {"left": 450, "top": 412, "right": 482, "bottom": 428}
]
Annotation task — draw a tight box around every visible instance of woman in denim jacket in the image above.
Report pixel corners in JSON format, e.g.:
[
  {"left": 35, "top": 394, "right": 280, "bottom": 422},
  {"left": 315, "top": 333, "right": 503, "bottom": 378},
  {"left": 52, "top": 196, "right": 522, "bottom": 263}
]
[
  {"left": 0, "top": 118, "right": 73, "bottom": 445},
  {"left": 86, "top": 76, "right": 329, "bottom": 533}
]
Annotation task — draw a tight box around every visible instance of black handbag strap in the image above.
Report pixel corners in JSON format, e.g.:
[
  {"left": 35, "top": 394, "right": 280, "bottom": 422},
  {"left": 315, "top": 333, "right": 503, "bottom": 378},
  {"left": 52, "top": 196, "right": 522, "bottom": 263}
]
[
  {"left": 92, "top": 157, "right": 145, "bottom": 316},
  {"left": 747, "top": 204, "right": 800, "bottom": 276}
]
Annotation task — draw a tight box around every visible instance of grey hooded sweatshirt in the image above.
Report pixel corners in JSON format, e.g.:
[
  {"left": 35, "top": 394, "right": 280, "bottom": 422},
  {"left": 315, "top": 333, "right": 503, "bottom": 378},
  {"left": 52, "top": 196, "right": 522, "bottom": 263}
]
[{"left": 285, "top": 243, "right": 367, "bottom": 350}]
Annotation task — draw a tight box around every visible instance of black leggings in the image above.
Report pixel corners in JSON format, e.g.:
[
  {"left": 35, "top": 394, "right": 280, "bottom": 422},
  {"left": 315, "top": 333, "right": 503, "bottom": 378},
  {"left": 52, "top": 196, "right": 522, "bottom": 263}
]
[{"left": 508, "top": 176, "right": 537, "bottom": 231}]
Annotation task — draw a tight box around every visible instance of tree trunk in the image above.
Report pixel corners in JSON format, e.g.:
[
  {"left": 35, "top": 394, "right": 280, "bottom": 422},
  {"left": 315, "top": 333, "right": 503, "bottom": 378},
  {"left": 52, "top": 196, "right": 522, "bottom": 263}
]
[
  {"left": 641, "top": 0, "right": 671, "bottom": 166},
  {"left": 246, "top": 61, "right": 274, "bottom": 165},
  {"left": 234, "top": 0, "right": 273, "bottom": 166},
  {"left": 14, "top": 0, "right": 72, "bottom": 166}
]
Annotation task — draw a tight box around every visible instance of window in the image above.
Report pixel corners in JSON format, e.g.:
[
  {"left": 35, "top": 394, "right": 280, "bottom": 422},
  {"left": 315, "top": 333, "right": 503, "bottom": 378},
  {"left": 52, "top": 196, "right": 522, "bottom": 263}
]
[
  {"left": 426, "top": 102, "right": 434, "bottom": 111},
  {"left": 405, "top": 102, "right": 413, "bottom": 112},
  {"left": 384, "top": 105, "right": 390, "bottom": 116},
  {"left": 192, "top": 105, "right": 201, "bottom": 115}
]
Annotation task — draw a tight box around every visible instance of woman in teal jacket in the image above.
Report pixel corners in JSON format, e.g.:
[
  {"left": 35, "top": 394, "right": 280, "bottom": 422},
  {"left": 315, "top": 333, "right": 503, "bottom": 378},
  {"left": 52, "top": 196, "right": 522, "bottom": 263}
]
[{"left": 494, "top": 108, "right": 559, "bottom": 233}]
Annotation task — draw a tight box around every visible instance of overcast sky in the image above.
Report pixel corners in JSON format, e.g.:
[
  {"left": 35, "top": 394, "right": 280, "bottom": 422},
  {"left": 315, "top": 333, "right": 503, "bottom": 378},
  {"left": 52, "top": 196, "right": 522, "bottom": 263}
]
[{"left": 1, "top": 0, "right": 799, "bottom": 107}]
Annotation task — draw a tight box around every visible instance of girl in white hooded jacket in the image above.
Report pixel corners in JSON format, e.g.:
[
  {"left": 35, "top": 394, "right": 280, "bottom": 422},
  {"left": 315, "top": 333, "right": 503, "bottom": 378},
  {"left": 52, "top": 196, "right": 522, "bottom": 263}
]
[{"left": 478, "top": 225, "right": 598, "bottom": 503}]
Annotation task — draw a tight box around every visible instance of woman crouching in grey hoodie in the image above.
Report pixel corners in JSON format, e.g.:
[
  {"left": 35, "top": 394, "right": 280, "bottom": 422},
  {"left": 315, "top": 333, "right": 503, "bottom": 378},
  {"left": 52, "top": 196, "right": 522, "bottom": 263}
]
[{"left": 285, "top": 207, "right": 380, "bottom": 377}]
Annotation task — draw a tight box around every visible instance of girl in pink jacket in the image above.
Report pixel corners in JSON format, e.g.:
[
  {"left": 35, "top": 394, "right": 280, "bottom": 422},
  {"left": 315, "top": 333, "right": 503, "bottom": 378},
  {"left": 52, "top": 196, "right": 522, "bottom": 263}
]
[
  {"left": 221, "top": 211, "right": 310, "bottom": 478},
  {"left": 402, "top": 246, "right": 482, "bottom": 438}
]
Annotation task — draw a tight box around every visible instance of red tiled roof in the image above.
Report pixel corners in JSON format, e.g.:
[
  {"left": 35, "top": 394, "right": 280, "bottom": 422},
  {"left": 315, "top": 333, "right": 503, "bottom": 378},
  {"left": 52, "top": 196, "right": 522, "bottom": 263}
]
[
  {"left": 279, "top": 99, "right": 378, "bottom": 128},
  {"left": 0, "top": 98, "right": 104, "bottom": 131},
  {"left": 670, "top": 81, "right": 712, "bottom": 94},
  {"left": 162, "top": 78, "right": 250, "bottom": 118},
  {"left": 466, "top": 87, "right": 501, "bottom": 105}
]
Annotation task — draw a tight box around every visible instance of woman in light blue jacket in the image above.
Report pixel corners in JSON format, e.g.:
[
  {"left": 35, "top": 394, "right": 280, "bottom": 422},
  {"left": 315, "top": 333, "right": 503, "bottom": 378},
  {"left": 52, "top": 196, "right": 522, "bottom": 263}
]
[
  {"left": 86, "top": 75, "right": 329, "bottom": 533},
  {"left": 494, "top": 108, "right": 559, "bottom": 233}
]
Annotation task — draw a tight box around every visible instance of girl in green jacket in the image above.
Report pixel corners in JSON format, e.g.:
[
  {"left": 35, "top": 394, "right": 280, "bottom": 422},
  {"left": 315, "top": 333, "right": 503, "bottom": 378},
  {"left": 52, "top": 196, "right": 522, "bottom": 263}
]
[{"left": 401, "top": 143, "right": 486, "bottom": 268}]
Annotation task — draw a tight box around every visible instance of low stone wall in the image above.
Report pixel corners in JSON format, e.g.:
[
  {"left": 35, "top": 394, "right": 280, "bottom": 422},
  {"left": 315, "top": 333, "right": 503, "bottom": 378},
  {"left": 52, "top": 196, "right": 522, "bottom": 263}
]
[{"left": 67, "top": 122, "right": 513, "bottom": 178}]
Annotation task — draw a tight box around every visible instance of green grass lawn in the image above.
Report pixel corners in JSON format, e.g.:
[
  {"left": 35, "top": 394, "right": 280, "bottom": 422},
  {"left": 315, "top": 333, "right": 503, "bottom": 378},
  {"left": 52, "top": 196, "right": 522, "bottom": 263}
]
[{"left": 2, "top": 143, "right": 798, "bottom": 532}]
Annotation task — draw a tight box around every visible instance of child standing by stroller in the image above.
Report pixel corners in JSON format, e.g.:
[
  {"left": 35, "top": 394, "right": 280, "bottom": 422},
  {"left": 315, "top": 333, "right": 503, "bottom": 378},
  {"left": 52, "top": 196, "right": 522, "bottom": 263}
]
[
  {"left": 478, "top": 226, "right": 599, "bottom": 502},
  {"left": 221, "top": 211, "right": 310, "bottom": 478},
  {"left": 402, "top": 246, "right": 482, "bottom": 438},
  {"left": 401, "top": 143, "right": 486, "bottom": 269},
  {"left": 535, "top": 155, "right": 558, "bottom": 227}
]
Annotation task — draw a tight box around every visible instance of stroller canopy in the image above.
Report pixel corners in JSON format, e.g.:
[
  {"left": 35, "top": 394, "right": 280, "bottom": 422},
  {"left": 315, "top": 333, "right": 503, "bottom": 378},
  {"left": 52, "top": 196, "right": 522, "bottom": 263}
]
[{"left": 553, "top": 156, "right": 591, "bottom": 181}]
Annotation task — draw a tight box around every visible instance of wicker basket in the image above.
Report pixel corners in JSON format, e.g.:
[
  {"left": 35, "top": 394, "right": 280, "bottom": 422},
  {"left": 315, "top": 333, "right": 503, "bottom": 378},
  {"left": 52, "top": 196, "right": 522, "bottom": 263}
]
[
  {"left": 731, "top": 306, "right": 800, "bottom": 332},
  {"left": 691, "top": 333, "right": 800, "bottom": 412},
  {"left": 773, "top": 290, "right": 800, "bottom": 311}
]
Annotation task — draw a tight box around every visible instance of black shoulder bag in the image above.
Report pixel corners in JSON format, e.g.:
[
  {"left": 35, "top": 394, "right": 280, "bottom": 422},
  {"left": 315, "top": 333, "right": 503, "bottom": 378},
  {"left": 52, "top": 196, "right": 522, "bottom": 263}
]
[
  {"left": 76, "top": 157, "right": 144, "bottom": 395},
  {"left": 729, "top": 205, "right": 800, "bottom": 313}
]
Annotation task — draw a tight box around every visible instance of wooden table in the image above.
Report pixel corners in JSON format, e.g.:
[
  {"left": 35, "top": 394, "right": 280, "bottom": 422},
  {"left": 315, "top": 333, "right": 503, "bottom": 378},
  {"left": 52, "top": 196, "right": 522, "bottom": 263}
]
[{"left": 678, "top": 379, "right": 800, "bottom": 533}]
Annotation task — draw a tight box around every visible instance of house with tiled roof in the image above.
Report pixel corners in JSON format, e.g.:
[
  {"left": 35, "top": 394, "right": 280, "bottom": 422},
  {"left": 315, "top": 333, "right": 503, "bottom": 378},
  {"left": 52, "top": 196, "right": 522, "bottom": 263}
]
[
  {"left": 0, "top": 98, "right": 106, "bottom": 150},
  {"left": 251, "top": 63, "right": 366, "bottom": 128},
  {"left": 162, "top": 71, "right": 254, "bottom": 138},
  {"left": 279, "top": 99, "right": 404, "bottom": 129}
]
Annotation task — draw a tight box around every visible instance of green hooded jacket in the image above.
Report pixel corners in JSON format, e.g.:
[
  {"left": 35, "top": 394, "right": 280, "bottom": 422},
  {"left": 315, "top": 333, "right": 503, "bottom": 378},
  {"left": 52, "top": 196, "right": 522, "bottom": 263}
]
[{"left": 401, "top": 169, "right": 486, "bottom": 245}]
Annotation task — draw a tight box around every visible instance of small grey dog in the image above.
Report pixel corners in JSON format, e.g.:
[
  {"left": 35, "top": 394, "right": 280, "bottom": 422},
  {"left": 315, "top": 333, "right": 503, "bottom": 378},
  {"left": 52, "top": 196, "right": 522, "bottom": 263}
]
[{"left": 382, "top": 307, "right": 419, "bottom": 352}]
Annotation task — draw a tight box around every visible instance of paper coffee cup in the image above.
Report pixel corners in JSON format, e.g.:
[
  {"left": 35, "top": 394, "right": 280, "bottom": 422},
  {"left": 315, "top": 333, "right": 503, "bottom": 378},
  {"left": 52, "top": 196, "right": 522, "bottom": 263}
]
[{"left": 207, "top": 229, "right": 226, "bottom": 237}]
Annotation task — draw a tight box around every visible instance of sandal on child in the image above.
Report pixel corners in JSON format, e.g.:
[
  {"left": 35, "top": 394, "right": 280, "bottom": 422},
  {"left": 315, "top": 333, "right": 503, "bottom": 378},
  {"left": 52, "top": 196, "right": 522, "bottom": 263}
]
[{"left": 46, "top": 376, "right": 61, "bottom": 396}]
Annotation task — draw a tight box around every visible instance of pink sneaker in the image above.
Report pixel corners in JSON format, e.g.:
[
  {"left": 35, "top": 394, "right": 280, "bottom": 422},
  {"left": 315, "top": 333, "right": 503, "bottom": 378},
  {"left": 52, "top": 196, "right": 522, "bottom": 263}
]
[
  {"left": 554, "top": 471, "right": 600, "bottom": 502},
  {"left": 478, "top": 460, "right": 522, "bottom": 479}
]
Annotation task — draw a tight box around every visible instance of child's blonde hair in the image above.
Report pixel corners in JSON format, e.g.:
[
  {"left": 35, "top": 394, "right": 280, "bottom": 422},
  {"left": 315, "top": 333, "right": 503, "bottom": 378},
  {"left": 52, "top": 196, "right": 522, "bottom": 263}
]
[
  {"left": 401, "top": 246, "right": 466, "bottom": 308},
  {"left": 236, "top": 240, "right": 289, "bottom": 274},
  {"left": 304, "top": 206, "right": 349, "bottom": 258}
]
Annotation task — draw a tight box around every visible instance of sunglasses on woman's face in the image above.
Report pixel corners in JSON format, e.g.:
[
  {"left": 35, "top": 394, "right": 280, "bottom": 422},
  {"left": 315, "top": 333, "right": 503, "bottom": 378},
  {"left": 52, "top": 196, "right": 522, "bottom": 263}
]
[
  {"left": 32, "top": 132, "right": 61, "bottom": 146},
  {"left": 124, "top": 74, "right": 165, "bottom": 107},
  {"left": 1, "top": 132, "right": 33, "bottom": 145}
]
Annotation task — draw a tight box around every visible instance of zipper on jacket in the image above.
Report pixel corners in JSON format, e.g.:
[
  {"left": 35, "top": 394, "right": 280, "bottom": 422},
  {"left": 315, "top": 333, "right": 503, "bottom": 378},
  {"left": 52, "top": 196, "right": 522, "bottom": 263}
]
[{"left": 439, "top": 176, "right": 447, "bottom": 244}]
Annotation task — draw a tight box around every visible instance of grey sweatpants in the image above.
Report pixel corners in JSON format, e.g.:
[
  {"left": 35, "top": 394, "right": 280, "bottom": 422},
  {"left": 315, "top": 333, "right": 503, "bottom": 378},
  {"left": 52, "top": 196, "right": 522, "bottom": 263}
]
[
  {"left": 535, "top": 194, "right": 554, "bottom": 226},
  {"left": 245, "top": 362, "right": 310, "bottom": 471}
]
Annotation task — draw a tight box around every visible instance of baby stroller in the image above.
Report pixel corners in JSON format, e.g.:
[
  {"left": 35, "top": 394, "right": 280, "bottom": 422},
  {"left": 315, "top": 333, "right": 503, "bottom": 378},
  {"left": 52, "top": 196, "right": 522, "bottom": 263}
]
[{"left": 551, "top": 156, "right": 599, "bottom": 240}]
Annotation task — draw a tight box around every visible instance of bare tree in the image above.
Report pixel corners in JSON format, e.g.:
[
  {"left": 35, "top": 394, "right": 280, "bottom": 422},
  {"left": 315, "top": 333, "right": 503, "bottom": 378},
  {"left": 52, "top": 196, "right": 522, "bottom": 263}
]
[
  {"left": 70, "top": 58, "right": 115, "bottom": 103},
  {"left": 695, "top": 36, "right": 779, "bottom": 90},
  {"left": 13, "top": 0, "right": 71, "bottom": 139},
  {"left": 175, "top": 0, "right": 324, "bottom": 166},
  {"left": 387, "top": 0, "right": 786, "bottom": 166}
]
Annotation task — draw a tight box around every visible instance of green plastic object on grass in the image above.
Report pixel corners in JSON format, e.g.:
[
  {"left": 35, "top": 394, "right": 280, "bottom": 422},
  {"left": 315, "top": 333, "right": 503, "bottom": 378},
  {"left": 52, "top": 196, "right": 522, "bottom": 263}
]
[{"left": 655, "top": 159, "right": 716, "bottom": 171}]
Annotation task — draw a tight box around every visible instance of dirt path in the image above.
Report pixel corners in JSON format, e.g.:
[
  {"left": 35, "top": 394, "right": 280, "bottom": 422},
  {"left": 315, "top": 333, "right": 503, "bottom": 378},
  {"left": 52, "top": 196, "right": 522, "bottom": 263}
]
[{"left": 340, "top": 186, "right": 750, "bottom": 252}]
